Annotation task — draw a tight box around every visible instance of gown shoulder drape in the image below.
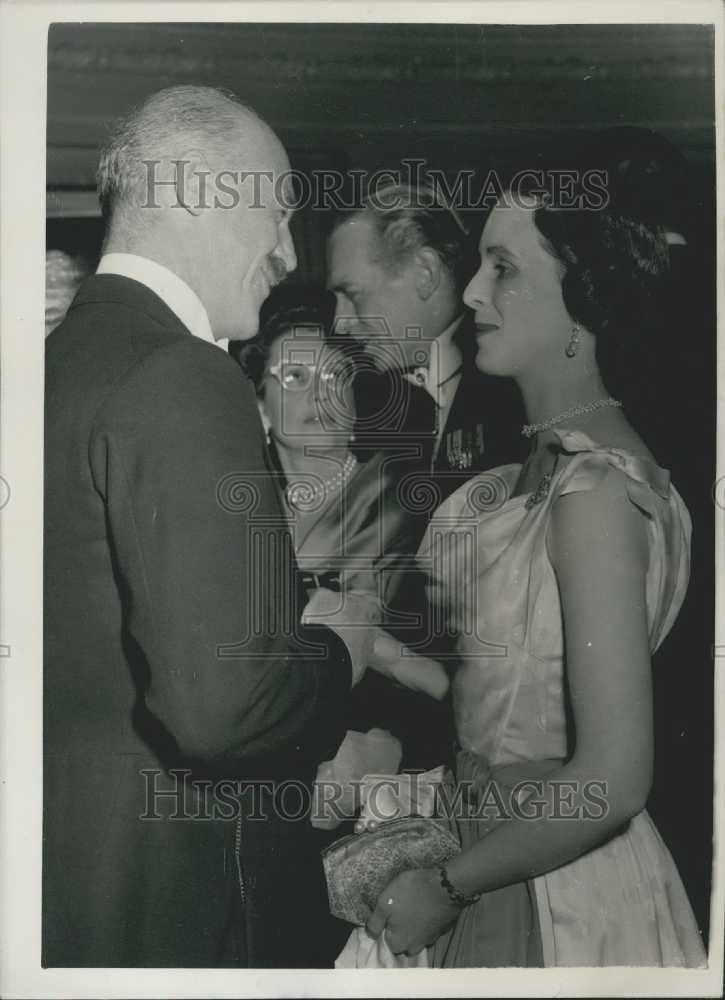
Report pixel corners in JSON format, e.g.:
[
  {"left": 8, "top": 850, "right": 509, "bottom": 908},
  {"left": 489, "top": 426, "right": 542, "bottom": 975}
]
[{"left": 420, "top": 429, "right": 707, "bottom": 967}]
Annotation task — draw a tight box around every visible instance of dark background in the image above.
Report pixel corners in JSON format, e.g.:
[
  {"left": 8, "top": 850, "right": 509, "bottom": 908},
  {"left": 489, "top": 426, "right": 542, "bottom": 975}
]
[
  {"left": 46, "top": 21, "right": 716, "bottom": 943},
  {"left": 47, "top": 22, "right": 716, "bottom": 276}
]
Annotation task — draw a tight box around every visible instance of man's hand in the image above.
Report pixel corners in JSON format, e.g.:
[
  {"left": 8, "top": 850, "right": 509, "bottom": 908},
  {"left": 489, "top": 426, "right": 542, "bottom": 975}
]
[
  {"left": 369, "top": 629, "right": 449, "bottom": 700},
  {"left": 311, "top": 728, "right": 403, "bottom": 830},
  {"left": 301, "top": 588, "right": 380, "bottom": 685},
  {"left": 365, "top": 868, "right": 462, "bottom": 957}
]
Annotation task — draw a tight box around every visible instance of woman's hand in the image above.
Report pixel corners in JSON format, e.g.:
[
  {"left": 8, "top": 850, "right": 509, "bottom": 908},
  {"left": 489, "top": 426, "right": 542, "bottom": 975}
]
[
  {"left": 366, "top": 868, "right": 462, "bottom": 957},
  {"left": 369, "top": 628, "right": 449, "bottom": 700},
  {"left": 312, "top": 729, "right": 402, "bottom": 830}
]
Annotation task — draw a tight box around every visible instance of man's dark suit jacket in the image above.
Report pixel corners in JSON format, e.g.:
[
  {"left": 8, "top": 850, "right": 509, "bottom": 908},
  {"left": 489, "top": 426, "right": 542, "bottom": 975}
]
[
  {"left": 44, "top": 274, "right": 353, "bottom": 968},
  {"left": 351, "top": 314, "right": 526, "bottom": 771},
  {"left": 354, "top": 313, "right": 525, "bottom": 500},
  {"left": 433, "top": 323, "right": 527, "bottom": 497}
]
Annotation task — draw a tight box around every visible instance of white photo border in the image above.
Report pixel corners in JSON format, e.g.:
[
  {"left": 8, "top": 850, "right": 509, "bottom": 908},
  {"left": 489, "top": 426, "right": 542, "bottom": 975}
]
[{"left": 1, "top": 2, "right": 722, "bottom": 997}]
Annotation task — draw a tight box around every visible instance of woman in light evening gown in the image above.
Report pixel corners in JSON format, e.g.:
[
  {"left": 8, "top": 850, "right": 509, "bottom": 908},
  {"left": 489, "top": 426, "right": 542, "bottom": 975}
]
[{"left": 363, "top": 180, "right": 708, "bottom": 967}]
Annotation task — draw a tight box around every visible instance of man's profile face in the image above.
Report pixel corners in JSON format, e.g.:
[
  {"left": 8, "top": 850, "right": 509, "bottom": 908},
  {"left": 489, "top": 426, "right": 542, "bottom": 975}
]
[
  {"left": 199, "top": 123, "right": 297, "bottom": 341},
  {"left": 326, "top": 214, "right": 426, "bottom": 371}
]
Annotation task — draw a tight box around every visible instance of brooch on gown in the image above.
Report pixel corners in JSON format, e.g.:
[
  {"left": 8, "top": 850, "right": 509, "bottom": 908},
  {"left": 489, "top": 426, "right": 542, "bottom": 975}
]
[{"left": 525, "top": 471, "right": 553, "bottom": 510}]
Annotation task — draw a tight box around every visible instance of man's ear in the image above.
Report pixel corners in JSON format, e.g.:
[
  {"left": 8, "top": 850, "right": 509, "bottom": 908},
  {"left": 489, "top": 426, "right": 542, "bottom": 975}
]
[
  {"left": 172, "top": 148, "right": 214, "bottom": 217},
  {"left": 413, "top": 247, "right": 442, "bottom": 301}
]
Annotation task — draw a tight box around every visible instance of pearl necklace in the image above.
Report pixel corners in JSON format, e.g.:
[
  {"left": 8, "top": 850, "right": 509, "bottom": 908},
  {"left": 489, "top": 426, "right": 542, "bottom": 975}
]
[
  {"left": 286, "top": 454, "right": 357, "bottom": 512},
  {"left": 522, "top": 397, "right": 622, "bottom": 438}
]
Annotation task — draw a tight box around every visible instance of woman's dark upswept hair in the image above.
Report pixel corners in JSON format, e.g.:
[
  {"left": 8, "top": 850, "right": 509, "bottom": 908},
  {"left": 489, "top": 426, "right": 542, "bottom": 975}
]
[{"left": 515, "top": 168, "right": 672, "bottom": 415}]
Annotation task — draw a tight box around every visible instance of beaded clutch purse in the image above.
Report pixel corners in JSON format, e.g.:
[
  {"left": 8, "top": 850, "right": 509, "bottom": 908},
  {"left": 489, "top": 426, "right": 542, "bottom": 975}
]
[{"left": 322, "top": 816, "right": 460, "bottom": 925}]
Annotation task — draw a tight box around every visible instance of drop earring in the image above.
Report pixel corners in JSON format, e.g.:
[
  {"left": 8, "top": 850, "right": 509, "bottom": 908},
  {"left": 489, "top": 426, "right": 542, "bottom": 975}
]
[{"left": 565, "top": 322, "right": 581, "bottom": 358}]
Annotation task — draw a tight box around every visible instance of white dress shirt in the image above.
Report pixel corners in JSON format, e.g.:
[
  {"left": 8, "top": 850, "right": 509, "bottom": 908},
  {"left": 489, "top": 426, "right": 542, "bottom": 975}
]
[
  {"left": 403, "top": 315, "right": 463, "bottom": 460},
  {"left": 96, "top": 253, "right": 229, "bottom": 352}
]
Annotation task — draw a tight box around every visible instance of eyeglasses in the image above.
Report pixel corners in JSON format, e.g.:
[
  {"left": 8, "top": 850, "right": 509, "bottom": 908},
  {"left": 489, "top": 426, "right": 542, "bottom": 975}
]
[{"left": 266, "top": 360, "right": 353, "bottom": 392}]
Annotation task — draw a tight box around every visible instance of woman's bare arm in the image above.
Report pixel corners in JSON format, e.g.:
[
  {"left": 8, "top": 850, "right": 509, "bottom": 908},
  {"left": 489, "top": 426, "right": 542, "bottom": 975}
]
[{"left": 439, "top": 471, "right": 653, "bottom": 895}]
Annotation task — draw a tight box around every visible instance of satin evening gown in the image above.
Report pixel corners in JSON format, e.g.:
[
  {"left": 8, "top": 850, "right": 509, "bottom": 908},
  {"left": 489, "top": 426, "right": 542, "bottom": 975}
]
[{"left": 421, "top": 430, "right": 707, "bottom": 967}]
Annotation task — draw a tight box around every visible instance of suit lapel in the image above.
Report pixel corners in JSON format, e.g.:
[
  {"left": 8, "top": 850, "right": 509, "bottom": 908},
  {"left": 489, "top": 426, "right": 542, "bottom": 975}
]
[{"left": 435, "top": 365, "right": 486, "bottom": 475}]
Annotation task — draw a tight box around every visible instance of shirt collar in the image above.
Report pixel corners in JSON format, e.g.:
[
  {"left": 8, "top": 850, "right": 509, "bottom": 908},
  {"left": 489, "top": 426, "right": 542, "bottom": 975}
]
[
  {"left": 96, "top": 253, "right": 228, "bottom": 351},
  {"left": 427, "top": 314, "right": 463, "bottom": 390},
  {"left": 664, "top": 231, "right": 687, "bottom": 246},
  {"left": 403, "top": 314, "right": 464, "bottom": 404}
]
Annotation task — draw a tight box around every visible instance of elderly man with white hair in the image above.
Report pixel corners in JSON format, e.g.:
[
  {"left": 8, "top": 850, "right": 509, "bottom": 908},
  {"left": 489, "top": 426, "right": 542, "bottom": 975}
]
[{"left": 44, "top": 85, "right": 373, "bottom": 968}]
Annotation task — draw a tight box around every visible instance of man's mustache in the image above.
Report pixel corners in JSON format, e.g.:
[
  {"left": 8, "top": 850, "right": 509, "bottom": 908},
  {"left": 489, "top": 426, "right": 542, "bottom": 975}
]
[{"left": 267, "top": 255, "right": 288, "bottom": 286}]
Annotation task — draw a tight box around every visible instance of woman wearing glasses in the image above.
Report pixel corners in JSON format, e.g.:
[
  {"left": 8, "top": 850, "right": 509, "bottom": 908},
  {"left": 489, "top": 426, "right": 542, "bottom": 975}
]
[
  {"left": 235, "top": 290, "right": 449, "bottom": 769},
  {"left": 238, "top": 293, "right": 402, "bottom": 606}
]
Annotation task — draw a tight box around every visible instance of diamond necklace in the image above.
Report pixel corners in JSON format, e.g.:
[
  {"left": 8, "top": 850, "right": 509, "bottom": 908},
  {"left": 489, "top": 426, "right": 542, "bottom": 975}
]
[
  {"left": 285, "top": 454, "right": 357, "bottom": 511},
  {"left": 522, "top": 397, "right": 622, "bottom": 438}
]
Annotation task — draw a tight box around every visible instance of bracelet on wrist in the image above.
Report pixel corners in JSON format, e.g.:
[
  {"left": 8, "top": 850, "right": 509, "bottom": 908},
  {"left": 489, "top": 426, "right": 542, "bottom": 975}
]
[{"left": 438, "top": 865, "right": 481, "bottom": 907}]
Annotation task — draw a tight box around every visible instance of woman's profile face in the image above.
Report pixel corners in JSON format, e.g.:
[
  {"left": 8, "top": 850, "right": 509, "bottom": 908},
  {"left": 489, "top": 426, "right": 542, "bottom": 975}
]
[
  {"left": 463, "top": 198, "right": 573, "bottom": 377},
  {"left": 260, "top": 327, "right": 356, "bottom": 452}
]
